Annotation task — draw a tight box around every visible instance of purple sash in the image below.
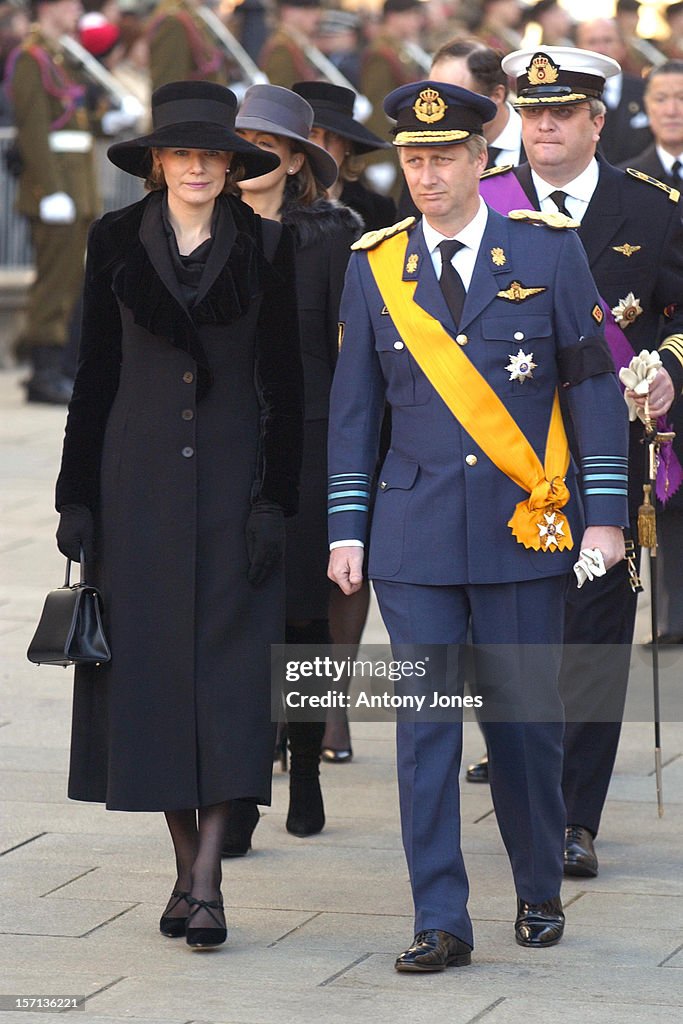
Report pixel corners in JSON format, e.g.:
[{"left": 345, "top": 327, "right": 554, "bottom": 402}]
[{"left": 480, "top": 171, "right": 682, "bottom": 502}]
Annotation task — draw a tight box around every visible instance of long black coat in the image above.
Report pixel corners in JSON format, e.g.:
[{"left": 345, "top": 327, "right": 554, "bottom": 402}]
[
  {"left": 281, "top": 198, "right": 363, "bottom": 620},
  {"left": 56, "top": 192, "right": 303, "bottom": 810}
]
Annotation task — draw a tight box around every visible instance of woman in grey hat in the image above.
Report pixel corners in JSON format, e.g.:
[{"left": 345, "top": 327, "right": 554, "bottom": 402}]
[
  {"left": 54, "top": 80, "right": 303, "bottom": 949},
  {"left": 220, "top": 84, "right": 362, "bottom": 851}
]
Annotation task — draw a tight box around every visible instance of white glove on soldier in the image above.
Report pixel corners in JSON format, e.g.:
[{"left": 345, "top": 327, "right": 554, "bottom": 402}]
[
  {"left": 39, "top": 191, "right": 76, "bottom": 224},
  {"left": 101, "top": 95, "right": 145, "bottom": 136}
]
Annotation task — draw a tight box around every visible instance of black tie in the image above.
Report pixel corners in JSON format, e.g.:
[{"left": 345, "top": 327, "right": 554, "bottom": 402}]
[
  {"left": 486, "top": 146, "right": 502, "bottom": 170},
  {"left": 549, "top": 190, "right": 571, "bottom": 216},
  {"left": 671, "top": 160, "right": 681, "bottom": 183},
  {"left": 438, "top": 239, "right": 466, "bottom": 326}
]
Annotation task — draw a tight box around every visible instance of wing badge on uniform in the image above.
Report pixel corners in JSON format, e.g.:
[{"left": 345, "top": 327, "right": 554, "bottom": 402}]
[
  {"left": 506, "top": 349, "right": 537, "bottom": 382},
  {"left": 496, "top": 281, "right": 547, "bottom": 303},
  {"left": 612, "top": 243, "right": 642, "bottom": 257},
  {"left": 611, "top": 292, "right": 643, "bottom": 328}
]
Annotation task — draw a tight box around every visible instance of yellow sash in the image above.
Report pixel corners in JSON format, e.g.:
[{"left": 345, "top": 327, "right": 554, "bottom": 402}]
[{"left": 367, "top": 234, "right": 573, "bottom": 551}]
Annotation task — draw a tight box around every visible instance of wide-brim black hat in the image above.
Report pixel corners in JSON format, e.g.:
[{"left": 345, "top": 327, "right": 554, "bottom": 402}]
[
  {"left": 235, "top": 84, "right": 338, "bottom": 189},
  {"left": 107, "top": 81, "right": 279, "bottom": 179},
  {"left": 292, "top": 82, "right": 391, "bottom": 154}
]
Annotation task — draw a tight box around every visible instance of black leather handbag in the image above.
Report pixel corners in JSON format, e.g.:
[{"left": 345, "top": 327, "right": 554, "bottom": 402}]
[{"left": 27, "top": 556, "right": 111, "bottom": 667}]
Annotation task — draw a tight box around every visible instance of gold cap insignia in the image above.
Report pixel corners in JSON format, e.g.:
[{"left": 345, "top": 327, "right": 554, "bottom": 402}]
[
  {"left": 497, "top": 281, "right": 547, "bottom": 303},
  {"left": 592, "top": 303, "right": 604, "bottom": 324},
  {"left": 491, "top": 247, "right": 507, "bottom": 267},
  {"left": 611, "top": 292, "right": 643, "bottom": 328},
  {"left": 406, "top": 253, "right": 419, "bottom": 274},
  {"left": 413, "top": 87, "right": 447, "bottom": 124},
  {"left": 527, "top": 53, "right": 560, "bottom": 86},
  {"left": 612, "top": 243, "right": 642, "bottom": 257}
]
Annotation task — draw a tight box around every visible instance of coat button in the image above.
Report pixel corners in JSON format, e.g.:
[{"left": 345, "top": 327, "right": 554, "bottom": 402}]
[
  {"left": 456, "top": 334, "right": 468, "bottom": 346},
  {"left": 183, "top": 371, "right": 194, "bottom": 384},
  {"left": 182, "top": 446, "right": 194, "bottom": 458},
  {"left": 514, "top": 331, "right": 524, "bottom": 341},
  {"left": 393, "top": 341, "right": 404, "bottom": 350},
  {"left": 465, "top": 454, "right": 478, "bottom": 466},
  {"left": 181, "top": 409, "right": 194, "bottom": 421}
]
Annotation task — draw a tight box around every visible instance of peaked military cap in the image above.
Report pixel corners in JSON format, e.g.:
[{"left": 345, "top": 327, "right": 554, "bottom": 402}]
[
  {"left": 383, "top": 81, "right": 496, "bottom": 147},
  {"left": 502, "top": 46, "right": 621, "bottom": 107}
]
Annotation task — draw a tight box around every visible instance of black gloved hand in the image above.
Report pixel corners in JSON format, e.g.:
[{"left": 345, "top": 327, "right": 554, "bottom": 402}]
[
  {"left": 245, "top": 501, "right": 285, "bottom": 586},
  {"left": 56, "top": 504, "right": 95, "bottom": 564}
]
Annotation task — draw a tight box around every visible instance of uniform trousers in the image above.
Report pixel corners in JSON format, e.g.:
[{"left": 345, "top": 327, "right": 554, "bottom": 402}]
[
  {"left": 559, "top": 556, "right": 638, "bottom": 836},
  {"left": 374, "top": 575, "right": 568, "bottom": 948},
  {"left": 19, "top": 219, "right": 90, "bottom": 352}
]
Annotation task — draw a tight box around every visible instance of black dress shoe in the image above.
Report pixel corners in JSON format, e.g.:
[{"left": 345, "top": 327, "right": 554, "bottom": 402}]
[
  {"left": 159, "top": 889, "right": 191, "bottom": 938},
  {"left": 465, "top": 753, "right": 489, "bottom": 784},
  {"left": 395, "top": 930, "right": 472, "bottom": 972},
  {"left": 185, "top": 894, "right": 227, "bottom": 949},
  {"left": 221, "top": 800, "right": 259, "bottom": 858},
  {"left": 564, "top": 824, "right": 598, "bottom": 877},
  {"left": 515, "top": 896, "right": 564, "bottom": 947}
]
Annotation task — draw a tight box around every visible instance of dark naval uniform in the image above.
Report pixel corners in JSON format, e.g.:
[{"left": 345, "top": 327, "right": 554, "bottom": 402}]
[
  {"left": 481, "top": 157, "right": 683, "bottom": 839},
  {"left": 328, "top": 81, "right": 629, "bottom": 954},
  {"left": 147, "top": 0, "right": 228, "bottom": 91}
]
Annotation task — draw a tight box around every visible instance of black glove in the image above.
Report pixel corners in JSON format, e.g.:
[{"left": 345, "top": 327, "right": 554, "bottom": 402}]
[
  {"left": 246, "top": 501, "right": 285, "bottom": 586},
  {"left": 56, "top": 504, "right": 95, "bottom": 564}
]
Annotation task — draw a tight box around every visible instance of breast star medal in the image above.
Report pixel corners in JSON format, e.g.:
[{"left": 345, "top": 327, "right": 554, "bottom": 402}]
[
  {"left": 506, "top": 348, "right": 537, "bottom": 382},
  {"left": 611, "top": 292, "right": 643, "bottom": 328},
  {"left": 537, "top": 511, "right": 566, "bottom": 551}
]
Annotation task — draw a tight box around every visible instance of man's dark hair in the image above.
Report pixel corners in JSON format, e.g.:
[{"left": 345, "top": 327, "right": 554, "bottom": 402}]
[
  {"left": 646, "top": 59, "right": 683, "bottom": 89},
  {"left": 432, "top": 39, "right": 508, "bottom": 99}
]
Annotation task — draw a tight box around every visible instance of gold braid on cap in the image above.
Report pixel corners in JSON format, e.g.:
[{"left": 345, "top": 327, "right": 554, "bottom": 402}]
[{"left": 394, "top": 129, "right": 470, "bottom": 145}]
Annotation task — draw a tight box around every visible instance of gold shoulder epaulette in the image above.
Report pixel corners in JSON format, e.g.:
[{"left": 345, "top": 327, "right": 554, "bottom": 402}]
[
  {"left": 480, "top": 163, "right": 514, "bottom": 180},
  {"left": 626, "top": 168, "right": 680, "bottom": 203},
  {"left": 508, "top": 209, "right": 580, "bottom": 230},
  {"left": 351, "top": 216, "right": 416, "bottom": 251}
]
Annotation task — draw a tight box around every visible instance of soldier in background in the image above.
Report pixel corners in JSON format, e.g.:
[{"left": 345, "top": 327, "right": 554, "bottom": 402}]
[
  {"left": 258, "top": 0, "right": 321, "bottom": 87},
  {"left": 523, "top": 0, "right": 574, "bottom": 48},
  {"left": 4, "top": 0, "right": 138, "bottom": 402},
  {"left": 360, "top": 0, "right": 425, "bottom": 201},
  {"left": 663, "top": 1, "right": 683, "bottom": 62},
  {"left": 473, "top": 0, "right": 523, "bottom": 56},
  {"left": 147, "top": 0, "right": 228, "bottom": 90}
]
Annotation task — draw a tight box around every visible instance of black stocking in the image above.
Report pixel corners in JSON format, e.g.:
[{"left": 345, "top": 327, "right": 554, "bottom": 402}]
[
  {"left": 163, "top": 809, "right": 198, "bottom": 917},
  {"left": 188, "top": 801, "right": 230, "bottom": 928}
]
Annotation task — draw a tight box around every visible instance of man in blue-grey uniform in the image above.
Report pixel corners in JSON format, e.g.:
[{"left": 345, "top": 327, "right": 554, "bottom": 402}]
[{"left": 327, "top": 80, "right": 629, "bottom": 971}]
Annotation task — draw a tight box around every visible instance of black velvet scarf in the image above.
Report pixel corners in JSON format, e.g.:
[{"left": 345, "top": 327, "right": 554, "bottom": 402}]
[{"left": 103, "top": 192, "right": 263, "bottom": 399}]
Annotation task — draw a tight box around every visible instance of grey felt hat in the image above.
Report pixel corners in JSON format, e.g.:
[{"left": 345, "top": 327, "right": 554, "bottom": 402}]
[{"left": 236, "top": 84, "right": 338, "bottom": 189}]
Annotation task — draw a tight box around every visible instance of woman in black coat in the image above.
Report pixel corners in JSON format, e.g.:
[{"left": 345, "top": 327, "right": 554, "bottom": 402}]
[
  {"left": 233, "top": 84, "right": 362, "bottom": 845},
  {"left": 54, "top": 81, "right": 303, "bottom": 949}
]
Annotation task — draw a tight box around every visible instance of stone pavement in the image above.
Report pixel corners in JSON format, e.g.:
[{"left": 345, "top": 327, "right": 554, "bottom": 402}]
[{"left": 0, "top": 365, "right": 682, "bottom": 1024}]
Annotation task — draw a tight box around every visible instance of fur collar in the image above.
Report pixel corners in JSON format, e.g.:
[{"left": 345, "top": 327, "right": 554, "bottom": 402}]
[
  {"left": 281, "top": 197, "right": 363, "bottom": 250},
  {"left": 89, "top": 193, "right": 265, "bottom": 399}
]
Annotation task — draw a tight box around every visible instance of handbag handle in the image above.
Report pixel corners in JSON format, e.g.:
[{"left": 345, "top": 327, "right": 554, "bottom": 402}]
[{"left": 64, "top": 548, "right": 87, "bottom": 588}]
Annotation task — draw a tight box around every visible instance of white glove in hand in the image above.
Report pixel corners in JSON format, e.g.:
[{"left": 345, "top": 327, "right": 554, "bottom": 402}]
[
  {"left": 101, "top": 95, "right": 145, "bottom": 135},
  {"left": 39, "top": 191, "right": 76, "bottom": 224},
  {"left": 618, "top": 350, "right": 662, "bottom": 422},
  {"left": 573, "top": 547, "right": 607, "bottom": 589}
]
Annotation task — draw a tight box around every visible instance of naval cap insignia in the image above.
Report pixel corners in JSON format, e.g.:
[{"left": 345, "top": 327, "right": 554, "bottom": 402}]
[
  {"left": 527, "top": 52, "right": 560, "bottom": 86},
  {"left": 413, "top": 87, "right": 447, "bottom": 124}
]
